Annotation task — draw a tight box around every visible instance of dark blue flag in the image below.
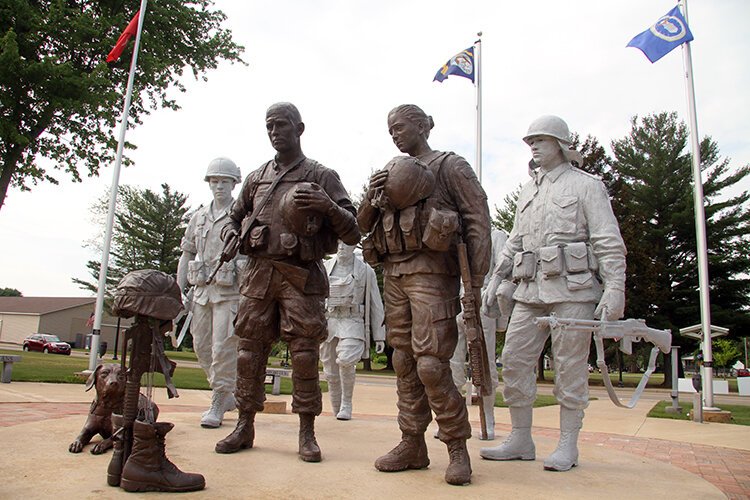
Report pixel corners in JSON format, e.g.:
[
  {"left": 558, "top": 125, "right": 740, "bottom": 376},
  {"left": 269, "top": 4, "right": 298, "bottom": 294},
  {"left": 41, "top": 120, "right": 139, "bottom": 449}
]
[
  {"left": 434, "top": 47, "right": 475, "bottom": 83},
  {"left": 627, "top": 5, "right": 694, "bottom": 63}
]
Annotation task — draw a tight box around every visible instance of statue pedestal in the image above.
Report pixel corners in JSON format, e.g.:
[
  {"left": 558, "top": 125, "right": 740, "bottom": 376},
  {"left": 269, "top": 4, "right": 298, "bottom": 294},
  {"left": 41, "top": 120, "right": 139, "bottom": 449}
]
[{"left": 261, "top": 400, "right": 287, "bottom": 414}]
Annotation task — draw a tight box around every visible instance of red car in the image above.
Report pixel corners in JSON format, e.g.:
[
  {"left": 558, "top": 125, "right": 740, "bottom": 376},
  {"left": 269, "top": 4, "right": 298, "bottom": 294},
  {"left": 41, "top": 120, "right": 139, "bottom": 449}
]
[
  {"left": 737, "top": 368, "right": 750, "bottom": 377},
  {"left": 22, "top": 334, "right": 71, "bottom": 355}
]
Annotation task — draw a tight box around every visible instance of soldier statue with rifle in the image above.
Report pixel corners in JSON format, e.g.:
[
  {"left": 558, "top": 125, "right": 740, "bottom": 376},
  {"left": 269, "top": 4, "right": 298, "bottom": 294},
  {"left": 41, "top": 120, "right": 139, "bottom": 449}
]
[{"left": 358, "top": 104, "right": 491, "bottom": 486}]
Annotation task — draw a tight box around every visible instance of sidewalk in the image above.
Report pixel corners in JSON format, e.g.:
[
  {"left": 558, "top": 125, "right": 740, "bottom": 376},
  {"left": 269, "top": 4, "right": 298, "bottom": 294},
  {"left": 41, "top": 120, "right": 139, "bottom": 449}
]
[{"left": 1, "top": 379, "right": 748, "bottom": 499}]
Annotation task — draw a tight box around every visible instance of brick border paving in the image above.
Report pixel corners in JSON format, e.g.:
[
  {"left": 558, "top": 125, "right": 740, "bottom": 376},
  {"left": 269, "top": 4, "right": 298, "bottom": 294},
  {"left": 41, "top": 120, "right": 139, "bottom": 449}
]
[{"left": 2, "top": 402, "right": 747, "bottom": 499}]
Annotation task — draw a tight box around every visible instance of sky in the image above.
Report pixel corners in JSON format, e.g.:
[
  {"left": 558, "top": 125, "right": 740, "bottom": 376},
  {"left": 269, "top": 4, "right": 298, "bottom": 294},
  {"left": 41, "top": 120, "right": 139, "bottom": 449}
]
[{"left": 1, "top": 0, "right": 749, "bottom": 297}]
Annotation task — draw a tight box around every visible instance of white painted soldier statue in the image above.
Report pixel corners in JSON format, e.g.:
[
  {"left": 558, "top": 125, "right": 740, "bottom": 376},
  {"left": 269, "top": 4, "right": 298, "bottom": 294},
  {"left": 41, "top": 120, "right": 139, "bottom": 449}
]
[
  {"left": 481, "top": 115, "right": 626, "bottom": 471},
  {"left": 320, "top": 242, "right": 385, "bottom": 420},
  {"left": 177, "top": 157, "right": 245, "bottom": 428}
]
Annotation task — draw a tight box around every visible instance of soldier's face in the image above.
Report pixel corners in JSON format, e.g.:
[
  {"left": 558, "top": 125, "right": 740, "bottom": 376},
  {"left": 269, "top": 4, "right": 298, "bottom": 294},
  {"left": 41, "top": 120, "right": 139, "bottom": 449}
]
[
  {"left": 266, "top": 111, "right": 302, "bottom": 154},
  {"left": 528, "top": 135, "right": 565, "bottom": 169},
  {"left": 388, "top": 113, "right": 421, "bottom": 156},
  {"left": 337, "top": 242, "right": 355, "bottom": 260},
  {"left": 208, "top": 177, "right": 236, "bottom": 203}
]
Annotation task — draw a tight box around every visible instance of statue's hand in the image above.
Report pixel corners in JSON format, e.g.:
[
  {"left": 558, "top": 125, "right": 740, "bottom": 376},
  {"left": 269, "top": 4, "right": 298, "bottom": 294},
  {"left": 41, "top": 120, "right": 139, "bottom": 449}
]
[
  {"left": 595, "top": 288, "right": 625, "bottom": 320},
  {"left": 294, "top": 184, "right": 334, "bottom": 214},
  {"left": 366, "top": 169, "right": 389, "bottom": 201},
  {"left": 375, "top": 340, "right": 385, "bottom": 354}
]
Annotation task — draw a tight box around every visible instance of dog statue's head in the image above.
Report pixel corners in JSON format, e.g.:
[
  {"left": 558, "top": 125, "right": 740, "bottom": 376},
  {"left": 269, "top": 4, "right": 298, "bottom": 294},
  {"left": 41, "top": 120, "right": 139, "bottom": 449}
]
[{"left": 85, "top": 364, "right": 125, "bottom": 404}]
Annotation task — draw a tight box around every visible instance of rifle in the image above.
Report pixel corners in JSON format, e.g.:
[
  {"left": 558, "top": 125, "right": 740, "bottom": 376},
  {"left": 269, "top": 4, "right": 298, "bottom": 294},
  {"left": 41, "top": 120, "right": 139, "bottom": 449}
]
[
  {"left": 457, "top": 242, "right": 493, "bottom": 439},
  {"left": 205, "top": 232, "right": 239, "bottom": 285},
  {"left": 109, "top": 316, "right": 177, "bottom": 486},
  {"left": 533, "top": 314, "right": 672, "bottom": 409},
  {"left": 168, "top": 287, "right": 194, "bottom": 348}
]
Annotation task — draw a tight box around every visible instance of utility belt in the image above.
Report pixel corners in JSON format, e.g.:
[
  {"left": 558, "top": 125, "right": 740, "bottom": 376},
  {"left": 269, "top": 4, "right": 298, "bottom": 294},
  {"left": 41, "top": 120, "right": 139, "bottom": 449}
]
[
  {"left": 362, "top": 205, "right": 460, "bottom": 266},
  {"left": 512, "top": 242, "right": 599, "bottom": 284},
  {"left": 241, "top": 222, "right": 337, "bottom": 262},
  {"left": 326, "top": 304, "right": 365, "bottom": 317},
  {"left": 187, "top": 260, "right": 237, "bottom": 287}
]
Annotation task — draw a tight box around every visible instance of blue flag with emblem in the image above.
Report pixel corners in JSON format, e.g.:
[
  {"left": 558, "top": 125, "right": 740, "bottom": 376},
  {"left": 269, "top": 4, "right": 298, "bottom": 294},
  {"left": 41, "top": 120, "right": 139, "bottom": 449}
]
[
  {"left": 434, "top": 47, "right": 475, "bottom": 83},
  {"left": 627, "top": 5, "right": 694, "bottom": 63}
]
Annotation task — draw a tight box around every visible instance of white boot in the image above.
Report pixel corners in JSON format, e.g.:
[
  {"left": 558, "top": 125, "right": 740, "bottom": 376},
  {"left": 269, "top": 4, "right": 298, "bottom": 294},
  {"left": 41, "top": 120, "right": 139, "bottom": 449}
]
[
  {"left": 478, "top": 392, "right": 496, "bottom": 440},
  {"left": 543, "top": 408, "right": 583, "bottom": 471},
  {"left": 480, "top": 406, "right": 535, "bottom": 460},
  {"left": 201, "top": 390, "right": 232, "bottom": 428},
  {"left": 326, "top": 373, "right": 342, "bottom": 415},
  {"left": 337, "top": 364, "right": 355, "bottom": 420}
]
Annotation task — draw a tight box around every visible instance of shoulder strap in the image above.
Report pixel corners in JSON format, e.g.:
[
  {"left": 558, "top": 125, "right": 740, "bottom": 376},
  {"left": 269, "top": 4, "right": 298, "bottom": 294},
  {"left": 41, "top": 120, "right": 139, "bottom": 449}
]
[{"left": 240, "top": 158, "right": 305, "bottom": 241}]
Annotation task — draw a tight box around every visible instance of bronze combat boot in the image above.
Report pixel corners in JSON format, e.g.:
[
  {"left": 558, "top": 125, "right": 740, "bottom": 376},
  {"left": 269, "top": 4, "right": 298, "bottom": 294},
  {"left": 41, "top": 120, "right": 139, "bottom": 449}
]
[
  {"left": 106, "top": 414, "right": 124, "bottom": 487},
  {"left": 215, "top": 410, "right": 255, "bottom": 454},
  {"left": 374, "top": 432, "right": 430, "bottom": 472},
  {"left": 444, "top": 439, "right": 472, "bottom": 485},
  {"left": 120, "top": 420, "right": 205, "bottom": 493},
  {"left": 298, "top": 413, "right": 322, "bottom": 462}
]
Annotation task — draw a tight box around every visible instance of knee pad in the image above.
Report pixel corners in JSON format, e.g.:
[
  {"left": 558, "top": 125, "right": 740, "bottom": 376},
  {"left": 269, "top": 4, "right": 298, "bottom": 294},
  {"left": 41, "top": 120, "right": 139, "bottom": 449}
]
[
  {"left": 292, "top": 351, "right": 319, "bottom": 379},
  {"left": 416, "top": 355, "right": 445, "bottom": 387}
]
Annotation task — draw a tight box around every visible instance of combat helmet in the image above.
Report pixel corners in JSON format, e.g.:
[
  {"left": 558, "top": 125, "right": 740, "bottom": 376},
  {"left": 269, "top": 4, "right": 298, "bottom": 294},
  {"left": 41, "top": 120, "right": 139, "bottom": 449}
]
[
  {"left": 204, "top": 157, "right": 241, "bottom": 183},
  {"left": 382, "top": 156, "right": 436, "bottom": 210},
  {"left": 280, "top": 182, "right": 324, "bottom": 237},
  {"left": 522, "top": 115, "right": 583, "bottom": 165},
  {"left": 112, "top": 270, "right": 183, "bottom": 320}
]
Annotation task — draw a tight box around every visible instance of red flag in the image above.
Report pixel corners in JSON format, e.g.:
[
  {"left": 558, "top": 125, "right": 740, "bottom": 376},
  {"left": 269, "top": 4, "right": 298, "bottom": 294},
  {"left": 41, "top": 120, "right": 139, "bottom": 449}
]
[{"left": 106, "top": 11, "right": 140, "bottom": 63}]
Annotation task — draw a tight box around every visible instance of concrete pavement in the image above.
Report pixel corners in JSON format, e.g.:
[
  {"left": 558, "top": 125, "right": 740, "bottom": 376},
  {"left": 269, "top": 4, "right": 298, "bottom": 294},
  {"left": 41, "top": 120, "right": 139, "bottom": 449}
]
[{"left": 0, "top": 377, "right": 748, "bottom": 498}]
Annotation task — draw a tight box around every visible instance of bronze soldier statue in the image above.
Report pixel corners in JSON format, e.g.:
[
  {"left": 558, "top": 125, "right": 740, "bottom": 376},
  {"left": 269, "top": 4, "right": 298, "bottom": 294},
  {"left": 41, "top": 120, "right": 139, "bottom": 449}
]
[
  {"left": 215, "top": 102, "right": 360, "bottom": 462},
  {"left": 359, "top": 104, "right": 491, "bottom": 485}
]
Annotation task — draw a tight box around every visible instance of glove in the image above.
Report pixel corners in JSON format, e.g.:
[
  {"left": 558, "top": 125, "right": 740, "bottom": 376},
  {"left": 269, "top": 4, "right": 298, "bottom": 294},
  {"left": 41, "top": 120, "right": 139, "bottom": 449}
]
[
  {"left": 375, "top": 341, "right": 385, "bottom": 354},
  {"left": 481, "top": 274, "right": 502, "bottom": 314},
  {"left": 594, "top": 288, "right": 625, "bottom": 320},
  {"left": 496, "top": 279, "right": 517, "bottom": 319}
]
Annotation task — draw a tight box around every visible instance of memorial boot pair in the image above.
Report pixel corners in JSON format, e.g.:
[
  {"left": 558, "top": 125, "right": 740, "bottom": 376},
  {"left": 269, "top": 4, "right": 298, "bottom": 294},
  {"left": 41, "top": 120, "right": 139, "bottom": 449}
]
[{"left": 118, "top": 420, "right": 205, "bottom": 493}]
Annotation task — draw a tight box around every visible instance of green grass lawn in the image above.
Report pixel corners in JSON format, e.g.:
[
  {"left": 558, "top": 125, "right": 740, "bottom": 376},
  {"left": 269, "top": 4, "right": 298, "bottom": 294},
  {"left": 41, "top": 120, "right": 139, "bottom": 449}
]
[{"left": 648, "top": 401, "right": 750, "bottom": 426}]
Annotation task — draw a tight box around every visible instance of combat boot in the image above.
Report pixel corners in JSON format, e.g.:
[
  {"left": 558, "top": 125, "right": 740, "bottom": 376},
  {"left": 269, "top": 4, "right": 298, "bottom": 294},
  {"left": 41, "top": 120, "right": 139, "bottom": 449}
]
[
  {"left": 336, "top": 365, "right": 356, "bottom": 420},
  {"left": 543, "top": 408, "right": 583, "bottom": 471},
  {"left": 374, "top": 432, "right": 430, "bottom": 472},
  {"left": 201, "top": 390, "right": 235, "bottom": 428},
  {"left": 298, "top": 413, "right": 322, "bottom": 462},
  {"left": 106, "top": 414, "right": 124, "bottom": 487},
  {"left": 120, "top": 420, "right": 205, "bottom": 493},
  {"left": 215, "top": 410, "right": 255, "bottom": 453},
  {"left": 444, "top": 439, "right": 472, "bottom": 485},
  {"left": 480, "top": 406, "right": 535, "bottom": 460}
]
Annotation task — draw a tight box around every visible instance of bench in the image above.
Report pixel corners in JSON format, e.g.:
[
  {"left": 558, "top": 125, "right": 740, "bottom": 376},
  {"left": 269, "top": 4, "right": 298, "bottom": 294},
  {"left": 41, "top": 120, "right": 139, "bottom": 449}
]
[
  {"left": 1, "top": 355, "right": 21, "bottom": 383},
  {"left": 264, "top": 368, "right": 291, "bottom": 395}
]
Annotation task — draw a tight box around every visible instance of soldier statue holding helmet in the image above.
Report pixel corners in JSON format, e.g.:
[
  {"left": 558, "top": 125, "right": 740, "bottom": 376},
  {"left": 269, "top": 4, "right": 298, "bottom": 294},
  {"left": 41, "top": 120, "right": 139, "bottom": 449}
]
[
  {"left": 358, "top": 104, "right": 491, "bottom": 486},
  {"left": 177, "top": 157, "right": 244, "bottom": 429},
  {"left": 215, "top": 102, "right": 360, "bottom": 463},
  {"left": 481, "top": 115, "right": 627, "bottom": 472}
]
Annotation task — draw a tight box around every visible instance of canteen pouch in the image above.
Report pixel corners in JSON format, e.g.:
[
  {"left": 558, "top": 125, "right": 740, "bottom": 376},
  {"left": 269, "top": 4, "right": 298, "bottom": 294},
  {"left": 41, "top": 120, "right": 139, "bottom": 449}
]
[
  {"left": 563, "top": 242, "right": 589, "bottom": 274},
  {"left": 279, "top": 232, "right": 299, "bottom": 256},
  {"left": 422, "top": 208, "right": 459, "bottom": 252},
  {"left": 187, "top": 260, "right": 207, "bottom": 286},
  {"left": 512, "top": 251, "right": 537, "bottom": 281},
  {"left": 383, "top": 210, "right": 403, "bottom": 254},
  {"left": 215, "top": 260, "right": 236, "bottom": 287},
  {"left": 565, "top": 271, "right": 594, "bottom": 291},
  {"left": 539, "top": 245, "right": 564, "bottom": 278},
  {"left": 399, "top": 205, "right": 422, "bottom": 251},
  {"left": 247, "top": 225, "right": 269, "bottom": 250},
  {"left": 362, "top": 234, "right": 382, "bottom": 266}
]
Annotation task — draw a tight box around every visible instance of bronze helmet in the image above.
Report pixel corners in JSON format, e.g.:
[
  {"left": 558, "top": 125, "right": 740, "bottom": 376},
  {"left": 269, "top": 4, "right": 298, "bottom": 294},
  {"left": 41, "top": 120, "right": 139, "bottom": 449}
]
[
  {"left": 280, "top": 182, "right": 324, "bottom": 236},
  {"left": 382, "top": 156, "right": 436, "bottom": 210}
]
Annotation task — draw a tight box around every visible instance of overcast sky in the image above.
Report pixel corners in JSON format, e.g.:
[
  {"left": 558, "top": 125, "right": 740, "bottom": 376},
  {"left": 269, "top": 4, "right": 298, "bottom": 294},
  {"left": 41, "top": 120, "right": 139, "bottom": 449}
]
[{"left": 1, "top": 0, "right": 749, "bottom": 297}]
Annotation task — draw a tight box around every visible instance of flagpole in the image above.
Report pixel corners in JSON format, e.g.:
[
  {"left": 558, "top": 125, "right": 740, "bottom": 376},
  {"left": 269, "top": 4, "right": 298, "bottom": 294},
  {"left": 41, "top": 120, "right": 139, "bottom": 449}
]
[
  {"left": 474, "top": 32, "right": 483, "bottom": 184},
  {"left": 679, "top": 0, "right": 715, "bottom": 410},
  {"left": 88, "top": 0, "right": 149, "bottom": 371}
]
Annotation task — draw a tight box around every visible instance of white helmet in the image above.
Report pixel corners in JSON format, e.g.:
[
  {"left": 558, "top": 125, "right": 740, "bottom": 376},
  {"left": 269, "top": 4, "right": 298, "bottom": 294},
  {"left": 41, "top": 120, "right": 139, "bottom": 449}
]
[
  {"left": 523, "top": 115, "right": 582, "bottom": 165},
  {"left": 204, "top": 157, "right": 241, "bottom": 183}
]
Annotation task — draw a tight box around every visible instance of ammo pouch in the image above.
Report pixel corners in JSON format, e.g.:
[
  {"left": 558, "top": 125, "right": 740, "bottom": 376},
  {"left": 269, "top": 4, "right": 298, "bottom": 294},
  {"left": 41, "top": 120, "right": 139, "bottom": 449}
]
[
  {"left": 422, "top": 207, "right": 459, "bottom": 252},
  {"left": 512, "top": 251, "right": 537, "bottom": 281},
  {"left": 246, "top": 224, "right": 269, "bottom": 250},
  {"left": 362, "top": 234, "right": 382, "bottom": 266},
  {"left": 399, "top": 205, "right": 422, "bottom": 251},
  {"left": 539, "top": 245, "right": 564, "bottom": 278},
  {"left": 563, "top": 242, "right": 590, "bottom": 274},
  {"left": 214, "top": 260, "right": 236, "bottom": 287},
  {"left": 382, "top": 210, "right": 403, "bottom": 254},
  {"left": 187, "top": 260, "right": 208, "bottom": 286}
]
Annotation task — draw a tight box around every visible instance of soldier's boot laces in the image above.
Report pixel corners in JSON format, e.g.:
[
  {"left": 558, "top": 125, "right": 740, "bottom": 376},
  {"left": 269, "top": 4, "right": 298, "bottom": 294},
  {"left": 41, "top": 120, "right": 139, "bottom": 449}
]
[
  {"left": 298, "top": 413, "right": 322, "bottom": 462},
  {"left": 374, "top": 433, "right": 430, "bottom": 472},
  {"left": 444, "top": 439, "right": 472, "bottom": 486},
  {"left": 215, "top": 410, "right": 255, "bottom": 454},
  {"left": 201, "top": 390, "right": 235, "bottom": 428}
]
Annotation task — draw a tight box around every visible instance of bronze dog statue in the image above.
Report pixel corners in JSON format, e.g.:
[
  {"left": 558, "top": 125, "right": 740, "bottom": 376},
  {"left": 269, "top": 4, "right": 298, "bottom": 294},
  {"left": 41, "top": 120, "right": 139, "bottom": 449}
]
[{"left": 69, "top": 364, "right": 158, "bottom": 454}]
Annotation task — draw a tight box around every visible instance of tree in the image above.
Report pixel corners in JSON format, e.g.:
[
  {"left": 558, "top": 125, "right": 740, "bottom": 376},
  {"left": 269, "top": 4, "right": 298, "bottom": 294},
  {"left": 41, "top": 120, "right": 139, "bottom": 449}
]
[
  {"left": 491, "top": 185, "right": 521, "bottom": 233},
  {"left": 712, "top": 338, "right": 741, "bottom": 373},
  {"left": 610, "top": 112, "right": 750, "bottom": 341},
  {"left": 0, "top": 287, "right": 22, "bottom": 296},
  {"left": 73, "top": 183, "right": 191, "bottom": 304},
  {"left": 0, "top": 0, "right": 244, "bottom": 211}
]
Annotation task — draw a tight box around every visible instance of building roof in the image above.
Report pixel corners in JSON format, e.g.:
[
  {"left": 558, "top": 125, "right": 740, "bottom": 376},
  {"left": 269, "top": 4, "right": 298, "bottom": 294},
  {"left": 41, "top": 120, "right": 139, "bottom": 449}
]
[{"left": 0, "top": 297, "right": 96, "bottom": 315}]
